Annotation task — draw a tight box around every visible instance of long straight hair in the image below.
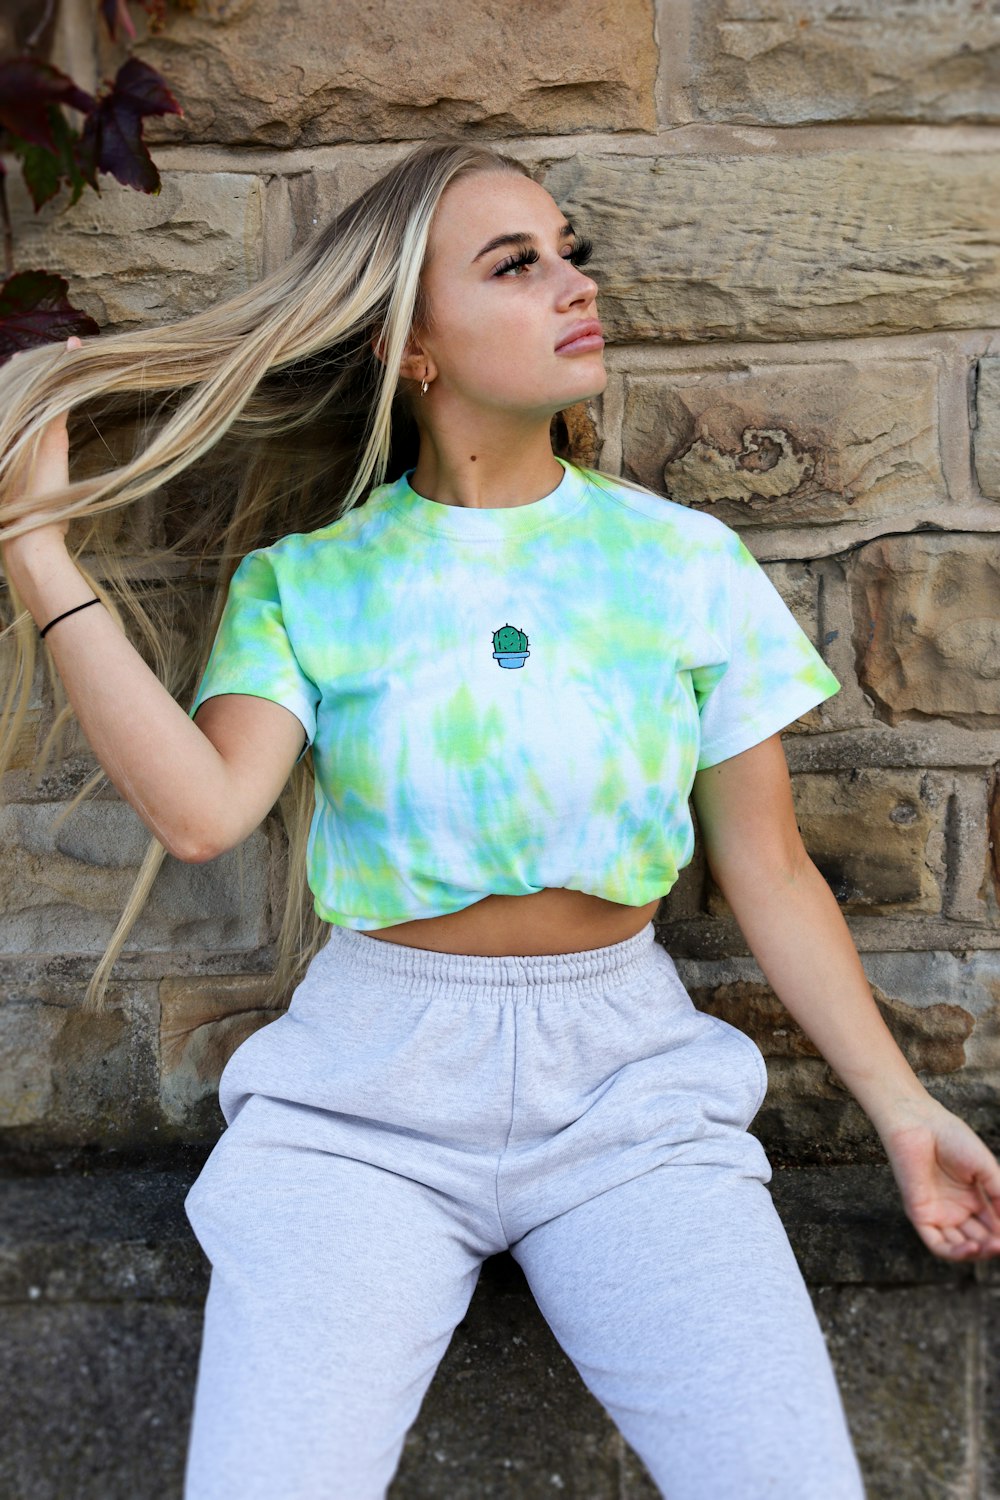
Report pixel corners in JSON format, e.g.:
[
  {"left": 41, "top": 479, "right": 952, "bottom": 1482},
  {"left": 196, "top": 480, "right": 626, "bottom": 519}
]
[{"left": 0, "top": 135, "right": 650, "bottom": 1015}]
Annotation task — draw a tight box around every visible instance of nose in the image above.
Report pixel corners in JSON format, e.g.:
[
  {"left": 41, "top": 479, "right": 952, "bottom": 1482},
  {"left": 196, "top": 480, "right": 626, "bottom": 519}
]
[{"left": 559, "top": 263, "right": 599, "bottom": 308}]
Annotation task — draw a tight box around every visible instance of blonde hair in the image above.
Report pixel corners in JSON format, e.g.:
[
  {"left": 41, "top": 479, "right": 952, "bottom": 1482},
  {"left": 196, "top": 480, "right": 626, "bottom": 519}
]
[{"left": 0, "top": 136, "right": 626, "bottom": 1016}]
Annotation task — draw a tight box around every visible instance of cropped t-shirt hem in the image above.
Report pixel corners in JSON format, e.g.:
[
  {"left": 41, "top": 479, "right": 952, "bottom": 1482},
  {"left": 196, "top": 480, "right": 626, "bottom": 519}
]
[{"left": 695, "top": 676, "right": 840, "bottom": 770}]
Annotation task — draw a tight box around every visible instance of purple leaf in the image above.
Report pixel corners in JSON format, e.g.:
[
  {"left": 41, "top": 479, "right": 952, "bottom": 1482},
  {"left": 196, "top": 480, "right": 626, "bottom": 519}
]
[
  {"left": 0, "top": 58, "right": 94, "bottom": 153},
  {"left": 0, "top": 271, "right": 100, "bottom": 363}
]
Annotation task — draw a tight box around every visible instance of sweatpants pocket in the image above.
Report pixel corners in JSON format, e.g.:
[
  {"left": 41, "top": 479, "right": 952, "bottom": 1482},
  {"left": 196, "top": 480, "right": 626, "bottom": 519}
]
[{"left": 703, "top": 1012, "right": 769, "bottom": 1124}]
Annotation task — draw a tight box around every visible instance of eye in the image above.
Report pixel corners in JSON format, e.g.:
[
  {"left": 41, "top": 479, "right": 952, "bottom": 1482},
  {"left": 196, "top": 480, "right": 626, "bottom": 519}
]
[
  {"left": 568, "top": 235, "right": 594, "bottom": 267},
  {"left": 493, "top": 237, "right": 596, "bottom": 278}
]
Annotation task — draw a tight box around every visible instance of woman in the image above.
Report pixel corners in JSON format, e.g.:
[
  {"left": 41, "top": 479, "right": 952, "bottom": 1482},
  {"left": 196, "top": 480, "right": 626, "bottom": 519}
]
[{"left": 1, "top": 138, "right": 998, "bottom": 1500}]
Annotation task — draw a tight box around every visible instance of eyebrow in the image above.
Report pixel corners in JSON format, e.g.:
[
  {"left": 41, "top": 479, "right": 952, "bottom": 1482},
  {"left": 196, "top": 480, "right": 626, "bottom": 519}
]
[{"left": 472, "top": 221, "right": 576, "bottom": 264}]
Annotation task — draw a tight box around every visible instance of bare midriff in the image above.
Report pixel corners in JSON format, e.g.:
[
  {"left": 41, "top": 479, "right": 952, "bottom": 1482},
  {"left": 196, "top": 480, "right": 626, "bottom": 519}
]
[{"left": 359, "top": 887, "right": 663, "bottom": 957}]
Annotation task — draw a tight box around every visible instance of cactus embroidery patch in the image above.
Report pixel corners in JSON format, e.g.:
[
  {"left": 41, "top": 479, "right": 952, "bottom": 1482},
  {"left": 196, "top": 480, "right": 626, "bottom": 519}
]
[{"left": 492, "top": 623, "right": 530, "bottom": 669}]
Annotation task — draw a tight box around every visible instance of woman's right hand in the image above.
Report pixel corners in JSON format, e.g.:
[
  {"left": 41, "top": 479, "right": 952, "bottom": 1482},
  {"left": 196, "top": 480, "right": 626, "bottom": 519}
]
[{"left": 0, "top": 335, "right": 82, "bottom": 565}]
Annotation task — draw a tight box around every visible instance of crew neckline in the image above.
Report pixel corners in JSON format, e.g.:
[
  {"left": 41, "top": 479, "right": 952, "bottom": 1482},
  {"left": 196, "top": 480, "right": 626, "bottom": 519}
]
[{"left": 381, "top": 455, "right": 589, "bottom": 540}]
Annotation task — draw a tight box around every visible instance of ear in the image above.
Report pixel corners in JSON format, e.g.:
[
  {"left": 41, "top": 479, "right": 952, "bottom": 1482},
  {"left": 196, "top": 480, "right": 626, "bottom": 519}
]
[{"left": 372, "top": 329, "right": 434, "bottom": 385}]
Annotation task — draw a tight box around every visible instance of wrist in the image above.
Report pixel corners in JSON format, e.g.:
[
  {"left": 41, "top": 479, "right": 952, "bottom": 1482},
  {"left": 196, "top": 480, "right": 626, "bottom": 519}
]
[
  {"left": 867, "top": 1081, "right": 945, "bottom": 1142},
  {"left": 1, "top": 532, "right": 91, "bottom": 627}
]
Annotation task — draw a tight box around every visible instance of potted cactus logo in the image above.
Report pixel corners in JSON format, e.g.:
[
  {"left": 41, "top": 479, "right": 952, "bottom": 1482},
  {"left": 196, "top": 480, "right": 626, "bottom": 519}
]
[{"left": 492, "top": 623, "right": 530, "bottom": 669}]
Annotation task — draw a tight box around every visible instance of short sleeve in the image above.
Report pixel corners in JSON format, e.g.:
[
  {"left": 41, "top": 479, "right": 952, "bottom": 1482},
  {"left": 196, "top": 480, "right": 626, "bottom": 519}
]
[
  {"left": 691, "top": 535, "right": 840, "bottom": 771},
  {"left": 188, "top": 549, "right": 319, "bottom": 766}
]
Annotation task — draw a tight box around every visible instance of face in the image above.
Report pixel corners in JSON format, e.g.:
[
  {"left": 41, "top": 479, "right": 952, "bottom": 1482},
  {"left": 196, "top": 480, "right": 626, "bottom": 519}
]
[{"left": 405, "top": 170, "right": 606, "bottom": 419}]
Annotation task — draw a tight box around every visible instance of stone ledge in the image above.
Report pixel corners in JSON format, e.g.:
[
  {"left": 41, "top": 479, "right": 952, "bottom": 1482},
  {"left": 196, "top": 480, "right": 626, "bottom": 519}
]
[{"left": 0, "top": 1161, "right": 988, "bottom": 1304}]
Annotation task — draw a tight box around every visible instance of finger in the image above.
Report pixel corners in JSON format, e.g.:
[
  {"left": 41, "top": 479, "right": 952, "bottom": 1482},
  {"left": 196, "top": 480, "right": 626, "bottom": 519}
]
[{"left": 975, "top": 1177, "right": 1000, "bottom": 1231}]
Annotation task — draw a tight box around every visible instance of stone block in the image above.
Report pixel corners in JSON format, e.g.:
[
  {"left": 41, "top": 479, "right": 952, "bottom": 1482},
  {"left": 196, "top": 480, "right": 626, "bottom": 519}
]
[
  {"left": 0, "top": 974, "right": 158, "bottom": 1140},
  {"left": 540, "top": 151, "right": 1000, "bottom": 343},
  {"left": 848, "top": 534, "right": 1000, "bottom": 727},
  {"left": 814, "top": 1284, "right": 977, "bottom": 1500},
  {"left": 705, "top": 767, "right": 948, "bottom": 915},
  {"left": 985, "top": 1289, "right": 1000, "bottom": 1500},
  {"left": 677, "top": 947, "right": 1000, "bottom": 1163},
  {"left": 158, "top": 972, "right": 283, "bottom": 1126},
  {"left": 100, "top": 0, "right": 657, "bottom": 147},
  {"left": 0, "top": 1299, "right": 200, "bottom": 1499},
  {"left": 975, "top": 355, "right": 1000, "bottom": 500},
  {"left": 4, "top": 165, "right": 266, "bottom": 331},
  {"left": 794, "top": 767, "right": 947, "bottom": 912},
  {"left": 621, "top": 359, "right": 942, "bottom": 533},
  {"left": 393, "top": 1254, "right": 626, "bottom": 1497},
  {"left": 0, "top": 800, "right": 271, "bottom": 952},
  {"left": 684, "top": 1, "right": 1000, "bottom": 125}
]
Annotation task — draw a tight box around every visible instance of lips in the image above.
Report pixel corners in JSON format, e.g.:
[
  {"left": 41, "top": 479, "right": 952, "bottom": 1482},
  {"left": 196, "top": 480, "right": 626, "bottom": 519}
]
[{"left": 555, "top": 319, "right": 604, "bottom": 351}]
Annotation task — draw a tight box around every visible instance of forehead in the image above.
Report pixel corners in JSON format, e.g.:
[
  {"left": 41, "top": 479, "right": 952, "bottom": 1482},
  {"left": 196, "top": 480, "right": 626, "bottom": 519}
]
[{"left": 427, "top": 171, "right": 564, "bottom": 260}]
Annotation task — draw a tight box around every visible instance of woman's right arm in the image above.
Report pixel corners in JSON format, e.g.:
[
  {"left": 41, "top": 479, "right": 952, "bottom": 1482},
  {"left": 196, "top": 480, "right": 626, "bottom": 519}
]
[
  {"left": 2, "top": 532, "right": 306, "bottom": 862},
  {"left": 0, "top": 344, "right": 305, "bottom": 862}
]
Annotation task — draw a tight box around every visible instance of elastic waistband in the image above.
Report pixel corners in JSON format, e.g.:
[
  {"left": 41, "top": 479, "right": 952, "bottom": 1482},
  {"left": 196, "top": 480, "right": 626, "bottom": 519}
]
[{"left": 308, "top": 919, "right": 662, "bottom": 1002}]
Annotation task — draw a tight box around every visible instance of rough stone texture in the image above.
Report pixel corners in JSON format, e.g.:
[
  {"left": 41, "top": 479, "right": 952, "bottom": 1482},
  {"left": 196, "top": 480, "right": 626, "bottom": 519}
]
[
  {"left": 540, "top": 151, "right": 1000, "bottom": 343},
  {"left": 0, "top": 1299, "right": 201, "bottom": 1499},
  {"left": 683, "top": 1, "right": 1000, "bottom": 126},
  {"left": 975, "top": 355, "right": 1000, "bottom": 499},
  {"left": 2, "top": 6, "right": 1000, "bottom": 1492},
  {"left": 158, "top": 972, "right": 283, "bottom": 1126},
  {"left": 848, "top": 534, "right": 1000, "bottom": 728},
  {"left": 4, "top": 166, "right": 267, "bottom": 331},
  {"left": 0, "top": 801, "right": 270, "bottom": 953},
  {"left": 0, "top": 1163, "right": 984, "bottom": 1499},
  {"left": 621, "top": 359, "right": 943, "bottom": 534},
  {"left": 789, "top": 767, "right": 948, "bottom": 914},
  {"left": 676, "top": 948, "right": 1000, "bottom": 1162},
  {"left": 699, "top": 764, "right": 965, "bottom": 918},
  {"left": 0, "top": 974, "right": 157, "bottom": 1139},
  {"left": 815, "top": 1284, "right": 978, "bottom": 1500},
  {"left": 98, "top": 0, "right": 658, "bottom": 148},
  {"left": 985, "top": 1289, "right": 1000, "bottom": 1500}
]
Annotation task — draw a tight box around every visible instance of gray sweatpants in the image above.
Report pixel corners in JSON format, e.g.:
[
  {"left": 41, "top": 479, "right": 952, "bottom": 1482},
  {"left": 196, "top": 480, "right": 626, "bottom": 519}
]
[{"left": 182, "top": 920, "right": 867, "bottom": 1500}]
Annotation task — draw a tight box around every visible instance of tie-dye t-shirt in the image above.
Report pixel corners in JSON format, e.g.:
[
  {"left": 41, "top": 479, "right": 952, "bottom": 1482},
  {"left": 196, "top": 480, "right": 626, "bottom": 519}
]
[{"left": 188, "top": 457, "right": 840, "bottom": 930}]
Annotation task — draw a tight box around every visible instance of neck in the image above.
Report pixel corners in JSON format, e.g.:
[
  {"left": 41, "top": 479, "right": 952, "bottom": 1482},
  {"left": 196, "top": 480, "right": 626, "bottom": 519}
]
[{"left": 408, "top": 416, "right": 565, "bottom": 509}]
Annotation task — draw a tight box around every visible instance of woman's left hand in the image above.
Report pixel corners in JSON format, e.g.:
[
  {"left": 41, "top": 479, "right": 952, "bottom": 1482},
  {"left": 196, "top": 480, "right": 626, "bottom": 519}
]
[{"left": 878, "top": 1096, "right": 1000, "bottom": 1261}]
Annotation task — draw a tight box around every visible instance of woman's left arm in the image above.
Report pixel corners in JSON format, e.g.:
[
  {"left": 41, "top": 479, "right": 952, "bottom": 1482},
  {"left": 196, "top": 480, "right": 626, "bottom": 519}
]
[{"left": 691, "top": 732, "right": 1000, "bottom": 1263}]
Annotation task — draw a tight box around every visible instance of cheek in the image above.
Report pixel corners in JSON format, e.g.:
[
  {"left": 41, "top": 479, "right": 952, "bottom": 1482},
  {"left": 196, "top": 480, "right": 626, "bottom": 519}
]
[{"left": 444, "top": 299, "right": 546, "bottom": 376}]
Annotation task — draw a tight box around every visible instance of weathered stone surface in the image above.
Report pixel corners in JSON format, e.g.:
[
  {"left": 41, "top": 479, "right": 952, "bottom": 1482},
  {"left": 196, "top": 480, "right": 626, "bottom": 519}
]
[
  {"left": 0, "top": 1164, "right": 980, "bottom": 1499},
  {"left": 394, "top": 1255, "right": 627, "bottom": 1498},
  {"left": 815, "top": 1284, "right": 976, "bottom": 1500},
  {"left": 796, "top": 767, "right": 948, "bottom": 912},
  {"left": 0, "top": 1166, "right": 207, "bottom": 1303},
  {"left": 621, "top": 359, "right": 943, "bottom": 532},
  {"left": 541, "top": 151, "right": 1000, "bottom": 343},
  {"left": 101, "top": 0, "right": 657, "bottom": 148},
  {"left": 158, "top": 973, "right": 282, "bottom": 1125},
  {"left": 684, "top": 1, "right": 1000, "bottom": 125},
  {"left": 0, "top": 970, "right": 161, "bottom": 1144},
  {"left": 694, "top": 977, "right": 974, "bottom": 1074},
  {"left": 704, "top": 767, "right": 948, "bottom": 915},
  {"left": 975, "top": 355, "right": 1000, "bottom": 500},
  {"left": 848, "top": 534, "right": 1000, "bottom": 728},
  {"left": 985, "top": 1290, "right": 1000, "bottom": 1500},
  {"left": 0, "top": 801, "right": 271, "bottom": 952},
  {"left": 4, "top": 164, "right": 266, "bottom": 331},
  {"left": 676, "top": 947, "right": 1000, "bottom": 1159},
  {"left": 0, "top": 1299, "right": 199, "bottom": 1500}
]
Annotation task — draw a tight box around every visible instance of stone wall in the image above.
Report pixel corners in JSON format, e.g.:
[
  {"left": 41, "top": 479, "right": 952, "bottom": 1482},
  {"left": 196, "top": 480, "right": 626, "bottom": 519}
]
[{"left": 2, "top": 2, "right": 999, "bottom": 1497}]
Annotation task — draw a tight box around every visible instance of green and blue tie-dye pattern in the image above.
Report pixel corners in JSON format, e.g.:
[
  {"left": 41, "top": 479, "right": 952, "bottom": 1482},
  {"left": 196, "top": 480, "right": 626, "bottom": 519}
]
[{"left": 188, "top": 457, "right": 841, "bottom": 930}]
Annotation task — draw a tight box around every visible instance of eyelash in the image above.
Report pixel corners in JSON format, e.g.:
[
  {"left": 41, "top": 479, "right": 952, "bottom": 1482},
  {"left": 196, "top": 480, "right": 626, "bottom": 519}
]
[{"left": 493, "top": 236, "right": 595, "bottom": 278}]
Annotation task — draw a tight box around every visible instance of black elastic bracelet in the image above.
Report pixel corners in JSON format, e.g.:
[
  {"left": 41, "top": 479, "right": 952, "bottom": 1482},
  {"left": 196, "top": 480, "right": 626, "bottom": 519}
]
[{"left": 39, "top": 597, "right": 102, "bottom": 640}]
